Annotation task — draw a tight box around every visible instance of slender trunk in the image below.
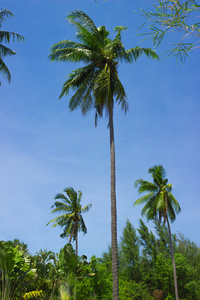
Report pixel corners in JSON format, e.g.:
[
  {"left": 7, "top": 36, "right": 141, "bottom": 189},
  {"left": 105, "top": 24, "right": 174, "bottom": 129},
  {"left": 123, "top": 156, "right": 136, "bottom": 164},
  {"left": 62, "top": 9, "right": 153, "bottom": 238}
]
[
  {"left": 166, "top": 216, "right": 179, "bottom": 300},
  {"left": 109, "top": 103, "right": 119, "bottom": 300},
  {"left": 76, "top": 227, "right": 78, "bottom": 257}
]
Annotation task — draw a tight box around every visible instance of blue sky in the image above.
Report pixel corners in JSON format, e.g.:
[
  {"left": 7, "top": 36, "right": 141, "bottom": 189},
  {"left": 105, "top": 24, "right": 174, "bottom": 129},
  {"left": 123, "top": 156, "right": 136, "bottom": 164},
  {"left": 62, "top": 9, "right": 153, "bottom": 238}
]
[{"left": 0, "top": 0, "right": 200, "bottom": 258}]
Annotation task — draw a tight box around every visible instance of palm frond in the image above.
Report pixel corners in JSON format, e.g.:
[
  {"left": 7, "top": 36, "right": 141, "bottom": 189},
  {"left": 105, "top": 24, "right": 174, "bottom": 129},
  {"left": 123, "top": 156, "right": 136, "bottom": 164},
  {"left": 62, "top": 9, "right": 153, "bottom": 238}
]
[
  {"left": 49, "top": 40, "right": 95, "bottom": 64},
  {"left": 64, "top": 187, "right": 77, "bottom": 199},
  {"left": 167, "top": 192, "right": 181, "bottom": 214},
  {"left": 93, "top": 65, "right": 110, "bottom": 107},
  {"left": 134, "top": 179, "right": 158, "bottom": 193},
  {"left": 0, "top": 44, "right": 16, "bottom": 56},
  {"left": 50, "top": 40, "right": 89, "bottom": 52},
  {"left": 67, "top": 10, "right": 104, "bottom": 50},
  {"left": 165, "top": 183, "right": 173, "bottom": 192},
  {"left": 134, "top": 192, "right": 155, "bottom": 206},
  {"left": 149, "top": 165, "right": 166, "bottom": 186},
  {"left": 112, "top": 70, "right": 128, "bottom": 113},
  {"left": 79, "top": 216, "right": 87, "bottom": 234},
  {"left": 82, "top": 203, "right": 92, "bottom": 212},
  {"left": 0, "top": 58, "right": 11, "bottom": 83},
  {"left": 97, "top": 25, "right": 110, "bottom": 41},
  {"left": 156, "top": 192, "right": 165, "bottom": 212},
  {"left": 114, "top": 26, "right": 128, "bottom": 41},
  {"left": 167, "top": 198, "right": 176, "bottom": 223},
  {"left": 54, "top": 193, "right": 68, "bottom": 201},
  {"left": 116, "top": 46, "right": 159, "bottom": 63},
  {"left": 0, "top": 9, "right": 13, "bottom": 24},
  {"left": 59, "top": 63, "right": 96, "bottom": 102},
  {"left": 0, "top": 9, "right": 24, "bottom": 85},
  {"left": 140, "top": 195, "right": 157, "bottom": 219},
  {"left": 50, "top": 204, "right": 73, "bottom": 214},
  {"left": 46, "top": 213, "right": 74, "bottom": 226},
  {"left": 0, "top": 30, "right": 24, "bottom": 43}
]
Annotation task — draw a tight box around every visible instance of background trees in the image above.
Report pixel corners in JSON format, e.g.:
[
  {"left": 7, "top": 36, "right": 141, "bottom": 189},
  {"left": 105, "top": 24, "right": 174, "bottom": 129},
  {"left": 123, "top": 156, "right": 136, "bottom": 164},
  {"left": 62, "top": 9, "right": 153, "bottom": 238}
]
[
  {"left": 0, "top": 8, "right": 24, "bottom": 85},
  {"left": 119, "top": 219, "right": 140, "bottom": 282},
  {"left": 1, "top": 221, "right": 200, "bottom": 299}
]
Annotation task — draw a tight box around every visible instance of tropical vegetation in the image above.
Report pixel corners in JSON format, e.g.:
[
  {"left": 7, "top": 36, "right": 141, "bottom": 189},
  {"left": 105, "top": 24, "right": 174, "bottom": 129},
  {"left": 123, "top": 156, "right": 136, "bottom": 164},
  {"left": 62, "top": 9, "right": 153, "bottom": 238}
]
[{"left": 1, "top": 221, "right": 200, "bottom": 299}]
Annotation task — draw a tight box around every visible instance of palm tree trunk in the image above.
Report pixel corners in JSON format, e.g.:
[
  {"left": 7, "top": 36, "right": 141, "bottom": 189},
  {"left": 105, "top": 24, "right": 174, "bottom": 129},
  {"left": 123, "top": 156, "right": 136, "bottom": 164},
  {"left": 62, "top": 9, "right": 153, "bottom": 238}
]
[
  {"left": 75, "top": 227, "right": 78, "bottom": 257},
  {"left": 109, "top": 103, "right": 119, "bottom": 300},
  {"left": 166, "top": 216, "right": 179, "bottom": 300}
]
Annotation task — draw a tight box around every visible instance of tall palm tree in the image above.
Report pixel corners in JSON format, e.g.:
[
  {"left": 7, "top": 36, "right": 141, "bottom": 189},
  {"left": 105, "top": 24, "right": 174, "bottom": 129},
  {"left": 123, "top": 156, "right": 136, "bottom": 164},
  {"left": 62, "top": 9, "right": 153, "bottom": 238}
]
[
  {"left": 47, "top": 187, "right": 92, "bottom": 257},
  {"left": 134, "top": 165, "right": 181, "bottom": 300},
  {"left": 49, "top": 10, "right": 159, "bottom": 299},
  {"left": 0, "top": 8, "right": 24, "bottom": 85}
]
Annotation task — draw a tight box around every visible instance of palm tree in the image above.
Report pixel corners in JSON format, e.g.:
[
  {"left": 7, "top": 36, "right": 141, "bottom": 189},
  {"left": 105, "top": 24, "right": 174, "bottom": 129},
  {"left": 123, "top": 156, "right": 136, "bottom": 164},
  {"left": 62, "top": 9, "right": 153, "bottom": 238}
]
[
  {"left": 134, "top": 165, "right": 181, "bottom": 300},
  {"left": 49, "top": 10, "right": 159, "bottom": 299},
  {"left": 47, "top": 187, "right": 91, "bottom": 300},
  {"left": 0, "top": 8, "right": 24, "bottom": 85},
  {"left": 47, "top": 187, "right": 91, "bottom": 257}
]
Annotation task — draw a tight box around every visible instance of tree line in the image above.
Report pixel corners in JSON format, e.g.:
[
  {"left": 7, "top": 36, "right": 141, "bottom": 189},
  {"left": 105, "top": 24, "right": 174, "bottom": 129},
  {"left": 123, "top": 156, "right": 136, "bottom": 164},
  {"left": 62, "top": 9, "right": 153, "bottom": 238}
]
[{"left": 1, "top": 220, "right": 200, "bottom": 299}]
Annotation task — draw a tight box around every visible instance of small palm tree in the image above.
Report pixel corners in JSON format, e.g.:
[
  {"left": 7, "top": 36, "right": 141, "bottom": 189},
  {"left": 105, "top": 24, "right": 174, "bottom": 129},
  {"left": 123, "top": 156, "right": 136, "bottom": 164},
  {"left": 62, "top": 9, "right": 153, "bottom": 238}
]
[
  {"left": 49, "top": 10, "right": 159, "bottom": 300},
  {"left": 134, "top": 165, "right": 181, "bottom": 300},
  {"left": 47, "top": 187, "right": 92, "bottom": 257},
  {"left": 0, "top": 8, "right": 24, "bottom": 85}
]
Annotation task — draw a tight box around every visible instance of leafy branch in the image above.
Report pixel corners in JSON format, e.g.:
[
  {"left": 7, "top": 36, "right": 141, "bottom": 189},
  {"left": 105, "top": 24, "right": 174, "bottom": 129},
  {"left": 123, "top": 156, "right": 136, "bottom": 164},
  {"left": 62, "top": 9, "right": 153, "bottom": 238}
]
[{"left": 138, "top": 0, "right": 200, "bottom": 62}]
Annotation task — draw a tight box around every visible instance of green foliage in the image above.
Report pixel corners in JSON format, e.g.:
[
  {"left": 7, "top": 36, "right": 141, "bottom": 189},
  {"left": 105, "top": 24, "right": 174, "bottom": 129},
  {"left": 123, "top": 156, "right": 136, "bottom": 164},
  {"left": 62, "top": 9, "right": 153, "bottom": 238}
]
[
  {"left": 152, "top": 252, "right": 200, "bottom": 299},
  {"left": 89, "top": 255, "right": 112, "bottom": 299},
  {"left": 175, "top": 233, "right": 200, "bottom": 266},
  {"left": 139, "top": 0, "right": 200, "bottom": 62},
  {"left": 6, "top": 239, "right": 29, "bottom": 254},
  {"left": 0, "top": 241, "right": 36, "bottom": 299},
  {"left": 153, "top": 253, "right": 174, "bottom": 295},
  {"left": 32, "top": 249, "right": 60, "bottom": 299},
  {"left": 0, "top": 241, "right": 36, "bottom": 281},
  {"left": 1, "top": 224, "right": 200, "bottom": 300},
  {"left": 119, "top": 278, "right": 152, "bottom": 299},
  {"left": 59, "top": 243, "right": 77, "bottom": 276},
  {"left": 119, "top": 219, "right": 140, "bottom": 281},
  {"left": 138, "top": 219, "right": 156, "bottom": 261}
]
